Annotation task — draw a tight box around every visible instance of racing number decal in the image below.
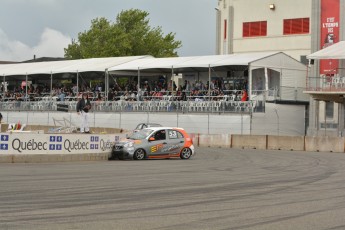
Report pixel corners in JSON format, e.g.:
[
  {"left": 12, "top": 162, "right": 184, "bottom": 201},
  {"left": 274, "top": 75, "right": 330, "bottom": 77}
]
[
  {"left": 151, "top": 143, "right": 163, "bottom": 153},
  {"left": 169, "top": 130, "right": 178, "bottom": 138}
]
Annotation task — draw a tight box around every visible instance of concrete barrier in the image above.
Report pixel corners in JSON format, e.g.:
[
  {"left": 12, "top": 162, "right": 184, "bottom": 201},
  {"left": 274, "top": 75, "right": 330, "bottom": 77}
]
[
  {"left": 0, "top": 155, "right": 13, "bottom": 163},
  {"left": 305, "top": 136, "right": 344, "bottom": 153},
  {"left": 0, "top": 153, "right": 110, "bottom": 163},
  {"left": 3, "top": 131, "right": 345, "bottom": 163},
  {"left": 198, "top": 134, "right": 231, "bottom": 148},
  {"left": 231, "top": 135, "right": 267, "bottom": 150},
  {"left": 267, "top": 135, "right": 305, "bottom": 151},
  {"left": 190, "top": 133, "right": 199, "bottom": 147}
]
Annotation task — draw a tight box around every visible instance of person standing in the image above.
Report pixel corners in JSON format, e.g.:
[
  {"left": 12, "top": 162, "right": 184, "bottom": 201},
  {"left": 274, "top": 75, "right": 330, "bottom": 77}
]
[
  {"left": 0, "top": 112, "right": 2, "bottom": 132},
  {"left": 77, "top": 93, "right": 92, "bottom": 133}
]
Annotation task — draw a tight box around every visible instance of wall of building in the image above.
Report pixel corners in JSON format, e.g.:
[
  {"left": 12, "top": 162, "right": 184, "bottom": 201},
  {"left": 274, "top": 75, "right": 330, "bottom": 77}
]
[{"left": 217, "top": 0, "right": 312, "bottom": 61}]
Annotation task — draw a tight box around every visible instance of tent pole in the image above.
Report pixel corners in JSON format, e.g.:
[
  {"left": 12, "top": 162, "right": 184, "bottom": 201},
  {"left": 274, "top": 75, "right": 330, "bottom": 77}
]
[
  {"left": 2, "top": 75, "right": 5, "bottom": 102},
  {"left": 208, "top": 64, "right": 211, "bottom": 100},
  {"left": 171, "top": 65, "right": 174, "bottom": 95},
  {"left": 77, "top": 71, "right": 79, "bottom": 96},
  {"left": 25, "top": 74, "right": 28, "bottom": 102},
  {"left": 248, "top": 65, "right": 252, "bottom": 100},
  {"left": 105, "top": 69, "right": 108, "bottom": 101},
  {"left": 138, "top": 67, "right": 140, "bottom": 92},
  {"left": 50, "top": 71, "right": 53, "bottom": 99},
  {"left": 264, "top": 67, "right": 269, "bottom": 92}
]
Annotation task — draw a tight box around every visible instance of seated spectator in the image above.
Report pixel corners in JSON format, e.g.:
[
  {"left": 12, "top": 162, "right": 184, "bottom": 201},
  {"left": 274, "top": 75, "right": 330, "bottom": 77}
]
[
  {"left": 58, "top": 91, "right": 66, "bottom": 101},
  {"left": 241, "top": 89, "right": 248, "bottom": 101}
]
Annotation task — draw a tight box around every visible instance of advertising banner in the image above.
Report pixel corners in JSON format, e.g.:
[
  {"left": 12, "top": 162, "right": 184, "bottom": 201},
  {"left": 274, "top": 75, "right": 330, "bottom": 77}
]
[
  {"left": 320, "top": 0, "right": 340, "bottom": 75},
  {"left": 0, "top": 133, "right": 125, "bottom": 154}
]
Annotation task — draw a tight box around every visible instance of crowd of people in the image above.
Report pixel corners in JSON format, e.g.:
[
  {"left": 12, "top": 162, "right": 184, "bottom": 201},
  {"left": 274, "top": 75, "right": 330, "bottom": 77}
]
[{"left": 0, "top": 78, "right": 249, "bottom": 102}]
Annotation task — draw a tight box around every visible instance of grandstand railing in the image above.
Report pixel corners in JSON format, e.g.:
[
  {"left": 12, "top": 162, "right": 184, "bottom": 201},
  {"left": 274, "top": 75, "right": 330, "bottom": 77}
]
[{"left": 0, "top": 99, "right": 262, "bottom": 114}]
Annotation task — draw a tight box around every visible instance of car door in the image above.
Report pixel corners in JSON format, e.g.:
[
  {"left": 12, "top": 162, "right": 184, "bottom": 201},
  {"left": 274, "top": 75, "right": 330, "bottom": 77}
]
[
  {"left": 147, "top": 129, "right": 168, "bottom": 157},
  {"left": 166, "top": 129, "right": 185, "bottom": 157}
]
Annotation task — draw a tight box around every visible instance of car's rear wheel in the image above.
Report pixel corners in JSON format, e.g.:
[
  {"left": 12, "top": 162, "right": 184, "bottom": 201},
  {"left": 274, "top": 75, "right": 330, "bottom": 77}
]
[
  {"left": 180, "top": 148, "right": 192, "bottom": 159},
  {"left": 133, "top": 149, "right": 145, "bottom": 160}
]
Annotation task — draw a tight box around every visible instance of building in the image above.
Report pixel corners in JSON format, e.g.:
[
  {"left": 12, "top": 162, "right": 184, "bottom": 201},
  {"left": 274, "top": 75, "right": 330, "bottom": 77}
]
[
  {"left": 216, "top": 0, "right": 345, "bottom": 137},
  {"left": 215, "top": 0, "right": 312, "bottom": 62},
  {"left": 306, "top": 0, "right": 345, "bottom": 136}
]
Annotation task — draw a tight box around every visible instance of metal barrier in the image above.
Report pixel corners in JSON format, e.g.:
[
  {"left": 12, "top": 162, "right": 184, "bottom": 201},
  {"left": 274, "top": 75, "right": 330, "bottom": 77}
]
[
  {"left": 307, "top": 76, "right": 345, "bottom": 92},
  {"left": 0, "top": 100, "right": 262, "bottom": 114}
]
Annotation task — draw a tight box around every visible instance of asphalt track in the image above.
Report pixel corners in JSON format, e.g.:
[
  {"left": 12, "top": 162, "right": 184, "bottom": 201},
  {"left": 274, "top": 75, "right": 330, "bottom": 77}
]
[{"left": 1, "top": 147, "right": 345, "bottom": 230}]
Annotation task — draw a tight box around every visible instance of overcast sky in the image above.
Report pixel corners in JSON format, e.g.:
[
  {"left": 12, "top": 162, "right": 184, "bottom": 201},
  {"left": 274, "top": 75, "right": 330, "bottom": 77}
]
[{"left": 0, "top": 0, "right": 218, "bottom": 62}]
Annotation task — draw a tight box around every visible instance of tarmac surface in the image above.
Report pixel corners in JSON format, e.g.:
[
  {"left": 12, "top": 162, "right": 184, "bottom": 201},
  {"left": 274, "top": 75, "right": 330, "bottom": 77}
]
[{"left": 1, "top": 147, "right": 345, "bottom": 230}]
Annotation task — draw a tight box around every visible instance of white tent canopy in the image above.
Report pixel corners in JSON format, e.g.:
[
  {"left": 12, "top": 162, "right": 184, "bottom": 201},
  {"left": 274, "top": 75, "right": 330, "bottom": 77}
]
[
  {"left": 0, "top": 52, "right": 305, "bottom": 76},
  {"left": 108, "top": 52, "right": 289, "bottom": 73},
  {"left": 0, "top": 56, "right": 152, "bottom": 76},
  {"left": 307, "top": 41, "right": 345, "bottom": 60}
]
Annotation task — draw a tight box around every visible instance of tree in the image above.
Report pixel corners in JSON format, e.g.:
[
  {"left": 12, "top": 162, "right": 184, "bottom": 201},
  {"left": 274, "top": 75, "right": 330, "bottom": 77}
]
[{"left": 64, "top": 9, "right": 182, "bottom": 59}]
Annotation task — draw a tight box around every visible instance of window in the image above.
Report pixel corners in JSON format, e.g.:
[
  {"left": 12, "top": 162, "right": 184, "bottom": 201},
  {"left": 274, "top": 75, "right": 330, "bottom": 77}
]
[
  {"left": 325, "top": 102, "right": 334, "bottom": 119},
  {"left": 243, "top": 21, "right": 267, "bottom": 37},
  {"left": 300, "top": 55, "right": 308, "bottom": 65},
  {"left": 153, "top": 130, "right": 166, "bottom": 141},
  {"left": 283, "top": 18, "right": 309, "bottom": 35},
  {"left": 168, "top": 130, "right": 184, "bottom": 139}
]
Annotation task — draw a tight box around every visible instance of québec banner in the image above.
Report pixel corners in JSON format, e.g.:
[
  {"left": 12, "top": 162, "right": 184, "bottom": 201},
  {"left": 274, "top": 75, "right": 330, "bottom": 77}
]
[{"left": 0, "top": 133, "right": 125, "bottom": 154}]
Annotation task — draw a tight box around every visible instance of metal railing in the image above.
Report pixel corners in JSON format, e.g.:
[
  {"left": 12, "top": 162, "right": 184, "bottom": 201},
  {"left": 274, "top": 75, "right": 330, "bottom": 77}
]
[
  {"left": 306, "top": 76, "right": 345, "bottom": 92},
  {"left": 0, "top": 100, "right": 263, "bottom": 114}
]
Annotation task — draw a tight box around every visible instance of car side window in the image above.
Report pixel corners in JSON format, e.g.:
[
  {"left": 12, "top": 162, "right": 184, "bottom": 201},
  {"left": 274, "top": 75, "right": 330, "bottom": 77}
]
[
  {"left": 168, "top": 130, "right": 184, "bottom": 139},
  {"left": 153, "top": 130, "right": 166, "bottom": 141}
]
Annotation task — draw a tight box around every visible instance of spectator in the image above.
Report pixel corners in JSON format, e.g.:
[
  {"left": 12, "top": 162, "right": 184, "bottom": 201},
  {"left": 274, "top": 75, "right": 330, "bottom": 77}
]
[
  {"left": 58, "top": 91, "right": 66, "bottom": 101},
  {"left": 76, "top": 93, "right": 92, "bottom": 133},
  {"left": 241, "top": 89, "right": 248, "bottom": 101}
]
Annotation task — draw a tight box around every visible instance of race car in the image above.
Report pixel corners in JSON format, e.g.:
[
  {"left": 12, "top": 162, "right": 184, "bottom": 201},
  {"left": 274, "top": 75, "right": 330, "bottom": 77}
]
[
  {"left": 111, "top": 127, "right": 195, "bottom": 160},
  {"left": 133, "top": 123, "right": 162, "bottom": 133}
]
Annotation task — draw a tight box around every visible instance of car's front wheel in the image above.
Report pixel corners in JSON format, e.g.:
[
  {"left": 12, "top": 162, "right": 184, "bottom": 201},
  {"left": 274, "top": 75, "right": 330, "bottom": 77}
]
[
  {"left": 133, "top": 149, "right": 145, "bottom": 160},
  {"left": 180, "top": 148, "right": 192, "bottom": 159}
]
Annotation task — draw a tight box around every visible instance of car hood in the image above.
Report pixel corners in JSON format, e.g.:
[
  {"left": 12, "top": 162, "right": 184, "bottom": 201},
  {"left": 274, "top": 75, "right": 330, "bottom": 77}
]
[{"left": 117, "top": 139, "right": 143, "bottom": 145}]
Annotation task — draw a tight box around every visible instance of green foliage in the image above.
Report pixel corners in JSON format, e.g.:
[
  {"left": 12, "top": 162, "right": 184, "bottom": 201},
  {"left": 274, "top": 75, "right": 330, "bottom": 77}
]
[{"left": 64, "top": 9, "right": 182, "bottom": 59}]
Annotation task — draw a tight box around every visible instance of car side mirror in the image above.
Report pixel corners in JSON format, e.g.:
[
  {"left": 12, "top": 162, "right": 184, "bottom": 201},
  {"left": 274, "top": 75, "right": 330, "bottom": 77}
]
[{"left": 149, "top": 137, "right": 155, "bottom": 141}]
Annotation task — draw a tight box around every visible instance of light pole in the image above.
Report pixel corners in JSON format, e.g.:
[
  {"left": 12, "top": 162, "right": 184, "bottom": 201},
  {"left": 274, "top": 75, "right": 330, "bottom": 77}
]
[{"left": 215, "top": 7, "right": 221, "bottom": 55}]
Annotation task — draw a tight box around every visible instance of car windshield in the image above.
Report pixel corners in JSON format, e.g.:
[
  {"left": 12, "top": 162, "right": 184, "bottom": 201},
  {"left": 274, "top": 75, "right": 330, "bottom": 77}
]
[
  {"left": 135, "top": 124, "right": 144, "bottom": 130},
  {"left": 135, "top": 123, "right": 161, "bottom": 130},
  {"left": 127, "top": 129, "right": 154, "bottom": 140}
]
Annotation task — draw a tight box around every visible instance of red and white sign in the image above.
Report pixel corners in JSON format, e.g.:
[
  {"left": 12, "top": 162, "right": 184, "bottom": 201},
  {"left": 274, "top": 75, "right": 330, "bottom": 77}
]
[{"left": 320, "top": 0, "right": 340, "bottom": 75}]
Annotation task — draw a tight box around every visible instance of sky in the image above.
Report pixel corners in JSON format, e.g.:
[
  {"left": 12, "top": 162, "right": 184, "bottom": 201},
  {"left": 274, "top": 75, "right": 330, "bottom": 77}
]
[{"left": 0, "top": 0, "right": 218, "bottom": 62}]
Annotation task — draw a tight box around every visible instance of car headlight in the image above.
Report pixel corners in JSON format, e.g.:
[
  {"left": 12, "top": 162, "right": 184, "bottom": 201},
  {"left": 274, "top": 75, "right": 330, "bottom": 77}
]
[{"left": 124, "top": 142, "right": 134, "bottom": 148}]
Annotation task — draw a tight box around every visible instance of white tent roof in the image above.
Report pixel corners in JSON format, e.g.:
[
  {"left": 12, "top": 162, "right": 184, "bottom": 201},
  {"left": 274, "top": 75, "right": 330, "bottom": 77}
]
[
  {"left": 108, "top": 52, "right": 279, "bottom": 72},
  {"left": 0, "top": 52, "right": 304, "bottom": 76},
  {"left": 108, "top": 56, "right": 197, "bottom": 72},
  {"left": 307, "top": 41, "right": 345, "bottom": 60},
  {"left": 0, "top": 56, "right": 152, "bottom": 76}
]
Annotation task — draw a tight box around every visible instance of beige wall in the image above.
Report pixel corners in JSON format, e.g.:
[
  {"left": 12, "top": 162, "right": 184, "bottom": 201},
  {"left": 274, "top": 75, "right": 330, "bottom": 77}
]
[{"left": 217, "top": 0, "right": 312, "bottom": 60}]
